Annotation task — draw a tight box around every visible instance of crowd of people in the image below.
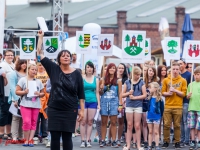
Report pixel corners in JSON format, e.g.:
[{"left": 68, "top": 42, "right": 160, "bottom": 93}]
[{"left": 0, "top": 31, "right": 200, "bottom": 150}]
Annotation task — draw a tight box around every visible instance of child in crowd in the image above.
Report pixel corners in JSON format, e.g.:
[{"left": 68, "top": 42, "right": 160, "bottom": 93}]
[
  {"left": 123, "top": 66, "right": 147, "bottom": 150},
  {"left": 16, "top": 64, "right": 44, "bottom": 147},
  {"left": 187, "top": 66, "right": 200, "bottom": 150},
  {"left": 146, "top": 82, "right": 164, "bottom": 150}
]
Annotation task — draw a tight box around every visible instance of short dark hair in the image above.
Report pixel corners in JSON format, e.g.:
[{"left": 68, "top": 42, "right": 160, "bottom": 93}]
[
  {"left": 5, "top": 49, "right": 14, "bottom": 55},
  {"left": 85, "top": 61, "right": 95, "bottom": 75},
  {"left": 57, "top": 50, "right": 72, "bottom": 66},
  {"left": 15, "top": 59, "right": 27, "bottom": 72}
]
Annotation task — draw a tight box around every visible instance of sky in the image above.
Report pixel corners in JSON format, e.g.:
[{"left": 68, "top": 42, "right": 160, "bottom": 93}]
[{"left": 6, "top": 0, "right": 93, "bottom": 5}]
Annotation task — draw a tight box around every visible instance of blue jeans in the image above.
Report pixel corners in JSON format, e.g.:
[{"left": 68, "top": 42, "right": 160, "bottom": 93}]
[{"left": 181, "top": 103, "right": 190, "bottom": 143}]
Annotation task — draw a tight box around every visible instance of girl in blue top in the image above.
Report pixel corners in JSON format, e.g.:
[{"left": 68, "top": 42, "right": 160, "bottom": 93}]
[
  {"left": 146, "top": 82, "right": 164, "bottom": 150},
  {"left": 80, "top": 61, "right": 100, "bottom": 148}
]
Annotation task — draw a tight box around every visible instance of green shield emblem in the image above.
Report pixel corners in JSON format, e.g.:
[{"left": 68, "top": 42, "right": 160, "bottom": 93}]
[{"left": 21, "top": 38, "right": 35, "bottom": 53}]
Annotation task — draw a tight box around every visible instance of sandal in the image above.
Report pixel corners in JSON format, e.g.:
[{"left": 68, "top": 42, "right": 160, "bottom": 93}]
[
  {"left": 0, "top": 134, "right": 4, "bottom": 139},
  {"left": 123, "top": 147, "right": 130, "bottom": 150},
  {"left": 4, "top": 133, "right": 12, "bottom": 140}
]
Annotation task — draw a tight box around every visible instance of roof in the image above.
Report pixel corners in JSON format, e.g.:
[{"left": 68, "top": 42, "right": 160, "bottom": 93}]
[{"left": 5, "top": 0, "right": 200, "bottom": 28}]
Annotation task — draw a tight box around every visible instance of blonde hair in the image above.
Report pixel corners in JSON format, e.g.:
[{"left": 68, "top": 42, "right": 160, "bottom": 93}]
[
  {"left": 149, "top": 82, "right": 162, "bottom": 102},
  {"left": 130, "top": 66, "right": 141, "bottom": 79},
  {"left": 28, "top": 64, "right": 37, "bottom": 74}
]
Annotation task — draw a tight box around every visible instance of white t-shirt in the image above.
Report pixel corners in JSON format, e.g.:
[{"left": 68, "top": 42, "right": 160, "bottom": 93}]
[
  {"left": 70, "top": 61, "right": 81, "bottom": 69},
  {"left": 0, "top": 61, "right": 15, "bottom": 96}
]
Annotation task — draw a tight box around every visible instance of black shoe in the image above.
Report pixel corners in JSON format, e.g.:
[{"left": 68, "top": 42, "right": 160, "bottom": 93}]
[
  {"left": 152, "top": 141, "right": 155, "bottom": 148},
  {"left": 161, "top": 142, "right": 169, "bottom": 149},
  {"left": 100, "top": 140, "right": 106, "bottom": 147},
  {"left": 111, "top": 141, "right": 119, "bottom": 148},
  {"left": 143, "top": 141, "right": 148, "bottom": 148},
  {"left": 175, "top": 142, "right": 181, "bottom": 149}
]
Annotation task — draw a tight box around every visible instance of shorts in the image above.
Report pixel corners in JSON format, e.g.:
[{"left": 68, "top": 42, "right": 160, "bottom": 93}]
[
  {"left": 187, "top": 111, "right": 200, "bottom": 130},
  {"left": 78, "top": 102, "right": 97, "bottom": 109},
  {"left": 125, "top": 107, "right": 143, "bottom": 113},
  {"left": 0, "top": 97, "right": 12, "bottom": 126},
  {"left": 147, "top": 119, "right": 160, "bottom": 124},
  {"left": 100, "top": 101, "right": 118, "bottom": 116}
]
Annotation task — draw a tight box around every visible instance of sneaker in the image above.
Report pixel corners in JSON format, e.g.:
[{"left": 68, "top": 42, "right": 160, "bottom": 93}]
[
  {"left": 197, "top": 142, "right": 200, "bottom": 149},
  {"left": 33, "top": 137, "right": 39, "bottom": 145},
  {"left": 185, "top": 143, "right": 190, "bottom": 146},
  {"left": 111, "top": 141, "right": 119, "bottom": 148},
  {"left": 86, "top": 141, "right": 92, "bottom": 148},
  {"left": 146, "top": 146, "right": 152, "bottom": 150},
  {"left": 152, "top": 141, "right": 155, "bottom": 148},
  {"left": 143, "top": 141, "right": 148, "bottom": 148},
  {"left": 190, "top": 141, "right": 196, "bottom": 150},
  {"left": 155, "top": 146, "right": 161, "bottom": 150},
  {"left": 180, "top": 142, "right": 185, "bottom": 148},
  {"left": 161, "top": 142, "right": 169, "bottom": 149},
  {"left": 138, "top": 147, "right": 144, "bottom": 150},
  {"left": 46, "top": 141, "right": 51, "bottom": 148},
  {"left": 117, "top": 140, "right": 121, "bottom": 146},
  {"left": 100, "top": 140, "right": 106, "bottom": 147},
  {"left": 132, "top": 143, "right": 136, "bottom": 148},
  {"left": 123, "top": 143, "right": 127, "bottom": 148},
  {"left": 121, "top": 136, "right": 125, "bottom": 143},
  {"left": 106, "top": 140, "right": 111, "bottom": 146},
  {"left": 93, "top": 136, "right": 99, "bottom": 142},
  {"left": 175, "top": 142, "right": 181, "bottom": 149},
  {"left": 42, "top": 137, "right": 48, "bottom": 145},
  {"left": 80, "top": 141, "right": 86, "bottom": 148}
]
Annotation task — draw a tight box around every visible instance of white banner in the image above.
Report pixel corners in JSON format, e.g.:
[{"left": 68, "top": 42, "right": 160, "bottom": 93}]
[
  {"left": 20, "top": 36, "right": 36, "bottom": 59},
  {"left": 76, "top": 31, "right": 92, "bottom": 54},
  {"left": 97, "top": 34, "right": 114, "bottom": 56},
  {"left": 43, "top": 36, "right": 59, "bottom": 59},
  {"left": 183, "top": 40, "right": 200, "bottom": 63},
  {"left": 0, "top": 0, "right": 5, "bottom": 55},
  {"left": 121, "top": 30, "right": 146, "bottom": 63},
  {"left": 164, "top": 37, "right": 180, "bottom": 60}
]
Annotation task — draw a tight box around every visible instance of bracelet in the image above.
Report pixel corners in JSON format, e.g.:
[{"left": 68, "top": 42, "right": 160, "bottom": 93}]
[{"left": 118, "top": 105, "right": 123, "bottom": 108}]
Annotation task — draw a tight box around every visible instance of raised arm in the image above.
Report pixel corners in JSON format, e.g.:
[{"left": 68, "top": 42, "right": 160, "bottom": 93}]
[{"left": 37, "top": 30, "right": 45, "bottom": 60}]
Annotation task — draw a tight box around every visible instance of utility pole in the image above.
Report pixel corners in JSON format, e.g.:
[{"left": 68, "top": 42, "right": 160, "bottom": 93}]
[{"left": 52, "top": 0, "right": 65, "bottom": 49}]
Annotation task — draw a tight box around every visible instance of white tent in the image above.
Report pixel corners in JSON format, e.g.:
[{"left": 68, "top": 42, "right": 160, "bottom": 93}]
[{"left": 64, "top": 36, "right": 122, "bottom": 73}]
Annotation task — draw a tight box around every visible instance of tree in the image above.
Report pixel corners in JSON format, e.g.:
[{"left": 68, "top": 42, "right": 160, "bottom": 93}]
[
  {"left": 167, "top": 40, "right": 178, "bottom": 50},
  {"left": 125, "top": 34, "right": 130, "bottom": 47},
  {"left": 23, "top": 39, "right": 33, "bottom": 52},
  {"left": 137, "top": 35, "right": 143, "bottom": 47},
  {"left": 145, "top": 40, "right": 148, "bottom": 47},
  {"left": 45, "top": 39, "right": 50, "bottom": 46},
  {"left": 79, "top": 35, "right": 83, "bottom": 45}
]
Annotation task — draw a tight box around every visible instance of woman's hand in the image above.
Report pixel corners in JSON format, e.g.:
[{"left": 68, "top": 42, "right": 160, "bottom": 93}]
[
  {"left": 1, "top": 73, "right": 6, "bottom": 78},
  {"left": 24, "top": 89, "right": 29, "bottom": 94},
  {"left": 38, "top": 30, "right": 44, "bottom": 37},
  {"left": 129, "top": 95, "right": 135, "bottom": 100},
  {"left": 187, "top": 92, "right": 192, "bottom": 99},
  {"left": 34, "top": 91, "right": 40, "bottom": 96},
  {"left": 129, "top": 90, "right": 133, "bottom": 95},
  {"left": 97, "top": 105, "right": 101, "bottom": 110},
  {"left": 77, "top": 109, "right": 84, "bottom": 122},
  {"left": 14, "top": 101, "right": 18, "bottom": 108}
]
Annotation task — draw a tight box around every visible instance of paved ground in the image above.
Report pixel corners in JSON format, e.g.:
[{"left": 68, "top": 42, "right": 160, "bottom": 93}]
[{"left": 0, "top": 130, "right": 189, "bottom": 150}]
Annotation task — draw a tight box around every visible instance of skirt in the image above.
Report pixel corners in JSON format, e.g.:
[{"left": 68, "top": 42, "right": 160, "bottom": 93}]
[{"left": 47, "top": 107, "right": 78, "bottom": 133}]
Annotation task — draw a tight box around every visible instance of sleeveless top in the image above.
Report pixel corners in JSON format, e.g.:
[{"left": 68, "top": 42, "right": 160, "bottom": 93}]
[{"left": 84, "top": 77, "right": 97, "bottom": 103}]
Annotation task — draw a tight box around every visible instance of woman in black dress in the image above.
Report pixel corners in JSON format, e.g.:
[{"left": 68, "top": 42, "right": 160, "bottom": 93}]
[{"left": 37, "top": 31, "right": 85, "bottom": 150}]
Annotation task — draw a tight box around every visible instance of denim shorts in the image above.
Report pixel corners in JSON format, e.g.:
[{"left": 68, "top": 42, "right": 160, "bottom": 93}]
[
  {"left": 187, "top": 111, "right": 200, "bottom": 130},
  {"left": 100, "top": 101, "right": 118, "bottom": 116},
  {"left": 147, "top": 119, "right": 160, "bottom": 124},
  {"left": 78, "top": 102, "right": 97, "bottom": 109}
]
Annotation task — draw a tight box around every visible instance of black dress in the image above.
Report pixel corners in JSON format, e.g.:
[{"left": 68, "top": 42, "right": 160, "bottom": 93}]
[{"left": 41, "top": 57, "right": 85, "bottom": 132}]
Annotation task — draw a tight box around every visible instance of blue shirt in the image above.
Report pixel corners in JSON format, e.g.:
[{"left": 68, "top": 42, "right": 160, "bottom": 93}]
[
  {"left": 180, "top": 71, "right": 191, "bottom": 103},
  {"left": 147, "top": 97, "right": 161, "bottom": 120}
]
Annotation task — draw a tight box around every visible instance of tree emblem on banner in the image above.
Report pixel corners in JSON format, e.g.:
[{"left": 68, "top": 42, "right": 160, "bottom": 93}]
[
  {"left": 45, "top": 38, "right": 58, "bottom": 53},
  {"left": 188, "top": 44, "right": 200, "bottom": 57},
  {"left": 78, "top": 34, "right": 90, "bottom": 48},
  {"left": 21, "top": 38, "right": 35, "bottom": 53},
  {"left": 124, "top": 34, "right": 143, "bottom": 56},
  {"left": 167, "top": 40, "right": 178, "bottom": 54},
  {"left": 145, "top": 40, "right": 149, "bottom": 56},
  {"left": 100, "top": 38, "right": 111, "bottom": 50}
]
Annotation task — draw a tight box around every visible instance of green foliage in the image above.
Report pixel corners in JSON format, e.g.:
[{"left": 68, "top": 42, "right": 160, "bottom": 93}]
[
  {"left": 137, "top": 35, "right": 143, "bottom": 47},
  {"left": 125, "top": 34, "right": 130, "bottom": 47}
]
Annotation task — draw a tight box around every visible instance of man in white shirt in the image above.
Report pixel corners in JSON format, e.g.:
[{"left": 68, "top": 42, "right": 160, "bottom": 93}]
[
  {"left": 0, "top": 50, "right": 15, "bottom": 140},
  {"left": 70, "top": 53, "right": 81, "bottom": 69}
]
